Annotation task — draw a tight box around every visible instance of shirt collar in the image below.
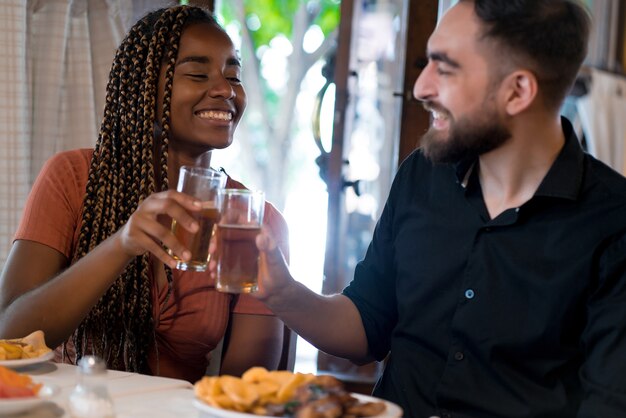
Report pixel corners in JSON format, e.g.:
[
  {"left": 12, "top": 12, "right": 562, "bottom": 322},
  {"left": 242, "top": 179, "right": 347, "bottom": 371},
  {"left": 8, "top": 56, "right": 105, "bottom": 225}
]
[{"left": 454, "top": 117, "right": 584, "bottom": 200}]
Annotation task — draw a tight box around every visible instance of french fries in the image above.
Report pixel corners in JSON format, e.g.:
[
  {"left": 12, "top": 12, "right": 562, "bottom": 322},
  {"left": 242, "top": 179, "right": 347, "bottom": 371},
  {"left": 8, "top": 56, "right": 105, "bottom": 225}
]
[
  {"left": 0, "top": 330, "right": 52, "bottom": 361},
  {"left": 195, "top": 368, "right": 387, "bottom": 417},
  {"left": 195, "top": 367, "right": 315, "bottom": 414}
]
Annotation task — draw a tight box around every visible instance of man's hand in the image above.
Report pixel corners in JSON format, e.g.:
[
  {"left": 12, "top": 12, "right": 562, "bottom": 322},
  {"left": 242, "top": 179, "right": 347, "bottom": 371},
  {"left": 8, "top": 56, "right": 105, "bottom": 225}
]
[
  {"left": 253, "top": 228, "right": 293, "bottom": 302},
  {"left": 208, "top": 226, "right": 293, "bottom": 303}
]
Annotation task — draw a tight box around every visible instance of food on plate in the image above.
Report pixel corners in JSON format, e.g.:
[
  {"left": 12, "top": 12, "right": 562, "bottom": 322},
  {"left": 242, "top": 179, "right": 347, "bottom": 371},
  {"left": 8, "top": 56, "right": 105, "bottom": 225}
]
[
  {"left": 194, "top": 367, "right": 386, "bottom": 417},
  {"left": 286, "top": 375, "right": 386, "bottom": 418},
  {"left": 0, "top": 330, "right": 52, "bottom": 360},
  {"left": 0, "top": 365, "right": 42, "bottom": 398},
  {"left": 195, "top": 368, "right": 314, "bottom": 413}
]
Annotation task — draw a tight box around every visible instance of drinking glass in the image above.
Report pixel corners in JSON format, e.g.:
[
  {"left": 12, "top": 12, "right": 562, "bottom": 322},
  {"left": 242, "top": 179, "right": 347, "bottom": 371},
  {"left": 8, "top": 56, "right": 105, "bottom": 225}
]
[
  {"left": 215, "top": 189, "right": 265, "bottom": 293},
  {"left": 169, "top": 166, "right": 226, "bottom": 271}
]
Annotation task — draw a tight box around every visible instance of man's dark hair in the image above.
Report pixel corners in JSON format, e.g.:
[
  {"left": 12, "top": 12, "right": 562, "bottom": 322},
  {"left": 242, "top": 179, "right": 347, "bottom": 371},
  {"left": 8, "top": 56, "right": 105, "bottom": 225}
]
[{"left": 464, "top": 0, "right": 591, "bottom": 110}]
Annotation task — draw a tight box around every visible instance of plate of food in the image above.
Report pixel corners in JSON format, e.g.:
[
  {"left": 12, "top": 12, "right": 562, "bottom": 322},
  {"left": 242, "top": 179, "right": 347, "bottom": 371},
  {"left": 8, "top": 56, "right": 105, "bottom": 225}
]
[
  {"left": 193, "top": 367, "right": 403, "bottom": 417},
  {"left": 0, "top": 351, "right": 54, "bottom": 368},
  {"left": 0, "top": 365, "right": 59, "bottom": 414},
  {"left": 0, "top": 330, "right": 54, "bottom": 368}
]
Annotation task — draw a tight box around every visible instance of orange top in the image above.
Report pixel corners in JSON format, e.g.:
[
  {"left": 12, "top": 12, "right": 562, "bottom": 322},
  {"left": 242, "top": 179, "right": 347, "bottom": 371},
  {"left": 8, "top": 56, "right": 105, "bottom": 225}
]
[{"left": 14, "top": 149, "right": 289, "bottom": 382}]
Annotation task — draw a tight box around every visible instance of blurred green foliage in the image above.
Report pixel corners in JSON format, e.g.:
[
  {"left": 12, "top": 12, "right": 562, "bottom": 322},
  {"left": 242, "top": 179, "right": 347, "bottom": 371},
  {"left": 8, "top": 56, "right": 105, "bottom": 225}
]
[{"left": 219, "top": 0, "right": 340, "bottom": 49}]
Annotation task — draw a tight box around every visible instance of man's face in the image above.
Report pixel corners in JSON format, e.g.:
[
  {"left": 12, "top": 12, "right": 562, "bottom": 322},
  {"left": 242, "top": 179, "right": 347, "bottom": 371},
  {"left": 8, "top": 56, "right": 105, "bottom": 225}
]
[
  {"left": 420, "top": 89, "right": 511, "bottom": 164},
  {"left": 413, "top": 2, "right": 511, "bottom": 163}
]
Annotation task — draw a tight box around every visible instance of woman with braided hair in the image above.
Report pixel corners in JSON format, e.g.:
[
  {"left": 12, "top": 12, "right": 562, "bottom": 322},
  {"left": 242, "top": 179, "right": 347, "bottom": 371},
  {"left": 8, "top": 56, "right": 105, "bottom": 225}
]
[{"left": 0, "top": 5, "right": 289, "bottom": 382}]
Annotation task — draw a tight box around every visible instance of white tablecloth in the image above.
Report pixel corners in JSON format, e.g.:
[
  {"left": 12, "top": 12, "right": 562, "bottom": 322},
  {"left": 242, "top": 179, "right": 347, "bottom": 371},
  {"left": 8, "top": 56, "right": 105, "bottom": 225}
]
[{"left": 6, "top": 362, "right": 201, "bottom": 417}]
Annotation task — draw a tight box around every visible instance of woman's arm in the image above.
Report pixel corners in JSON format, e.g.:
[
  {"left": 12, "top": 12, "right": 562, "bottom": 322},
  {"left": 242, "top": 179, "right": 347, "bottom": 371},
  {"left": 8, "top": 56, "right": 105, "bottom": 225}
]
[
  {"left": 0, "top": 190, "right": 203, "bottom": 348},
  {"left": 0, "top": 237, "right": 134, "bottom": 346},
  {"left": 219, "top": 313, "right": 284, "bottom": 376}
]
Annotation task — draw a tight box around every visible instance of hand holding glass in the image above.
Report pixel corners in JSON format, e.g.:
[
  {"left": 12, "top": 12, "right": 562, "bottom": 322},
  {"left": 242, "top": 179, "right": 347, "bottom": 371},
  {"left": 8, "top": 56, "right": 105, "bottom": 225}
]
[
  {"left": 169, "top": 166, "right": 226, "bottom": 271},
  {"left": 215, "top": 189, "right": 265, "bottom": 293}
]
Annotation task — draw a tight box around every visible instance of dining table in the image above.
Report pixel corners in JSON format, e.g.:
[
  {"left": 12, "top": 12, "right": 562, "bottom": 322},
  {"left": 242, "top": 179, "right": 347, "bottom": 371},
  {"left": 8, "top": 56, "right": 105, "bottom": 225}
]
[
  {"left": 3, "top": 359, "right": 404, "bottom": 417},
  {"left": 4, "top": 360, "right": 204, "bottom": 417}
]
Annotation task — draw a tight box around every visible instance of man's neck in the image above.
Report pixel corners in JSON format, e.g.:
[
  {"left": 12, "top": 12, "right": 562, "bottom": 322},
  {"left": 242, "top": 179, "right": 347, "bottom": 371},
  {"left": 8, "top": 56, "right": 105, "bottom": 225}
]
[{"left": 478, "top": 114, "right": 564, "bottom": 219}]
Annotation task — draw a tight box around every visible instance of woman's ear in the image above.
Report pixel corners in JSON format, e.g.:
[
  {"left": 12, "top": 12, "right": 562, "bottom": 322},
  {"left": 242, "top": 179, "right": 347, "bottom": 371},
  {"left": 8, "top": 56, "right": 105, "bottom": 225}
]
[{"left": 501, "top": 70, "right": 538, "bottom": 116}]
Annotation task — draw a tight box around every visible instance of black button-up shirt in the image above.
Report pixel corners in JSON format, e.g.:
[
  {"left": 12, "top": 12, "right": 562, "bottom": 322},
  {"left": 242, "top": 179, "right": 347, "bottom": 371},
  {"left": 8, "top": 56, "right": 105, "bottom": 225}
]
[{"left": 343, "top": 118, "right": 626, "bottom": 417}]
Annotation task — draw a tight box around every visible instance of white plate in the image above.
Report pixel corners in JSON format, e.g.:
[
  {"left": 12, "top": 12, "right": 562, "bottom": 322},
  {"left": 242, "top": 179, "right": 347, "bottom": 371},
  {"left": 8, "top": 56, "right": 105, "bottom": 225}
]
[
  {"left": 0, "top": 351, "right": 54, "bottom": 368},
  {"left": 193, "top": 393, "right": 403, "bottom": 418},
  {"left": 0, "top": 384, "right": 59, "bottom": 414}
]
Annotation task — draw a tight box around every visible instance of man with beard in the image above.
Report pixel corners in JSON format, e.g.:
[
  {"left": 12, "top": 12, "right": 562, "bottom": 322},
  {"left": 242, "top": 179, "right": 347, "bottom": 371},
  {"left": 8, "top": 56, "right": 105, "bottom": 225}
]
[{"left": 213, "top": 1, "right": 626, "bottom": 417}]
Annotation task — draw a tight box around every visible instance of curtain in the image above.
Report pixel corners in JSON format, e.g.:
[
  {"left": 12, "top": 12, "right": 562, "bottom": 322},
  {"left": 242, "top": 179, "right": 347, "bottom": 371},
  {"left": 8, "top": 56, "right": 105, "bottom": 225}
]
[
  {"left": 0, "top": 2, "right": 30, "bottom": 270},
  {"left": 576, "top": 69, "right": 626, "bottom": 175},
  {"left": 0, "top": 0, "right": 130, "bottom": 268},
  {"left": 586, "top": 0, "right": 622, "bottom": 72}
]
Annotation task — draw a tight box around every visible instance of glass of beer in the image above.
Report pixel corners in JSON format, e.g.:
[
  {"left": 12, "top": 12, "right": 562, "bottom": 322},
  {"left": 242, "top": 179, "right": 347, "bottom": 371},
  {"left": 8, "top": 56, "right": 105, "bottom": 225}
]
[
  {"left": 215, "top": 189, "right": 265, "bottom": 293},
  {"left": 170, "top": 166, "right": 226, "bottom": 271}
]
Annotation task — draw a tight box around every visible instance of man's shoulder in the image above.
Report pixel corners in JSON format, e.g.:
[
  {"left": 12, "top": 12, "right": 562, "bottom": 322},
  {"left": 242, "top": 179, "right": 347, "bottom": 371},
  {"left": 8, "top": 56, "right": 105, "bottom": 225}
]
[
  {"left": 397, "top": 148, "right": 431, "bottom": 178},
  {"left": 584, "top": 153, "right": 626, "bottom": 202},
  {"left": 395, "top": 148, "right": 457, "bottom": 186}
]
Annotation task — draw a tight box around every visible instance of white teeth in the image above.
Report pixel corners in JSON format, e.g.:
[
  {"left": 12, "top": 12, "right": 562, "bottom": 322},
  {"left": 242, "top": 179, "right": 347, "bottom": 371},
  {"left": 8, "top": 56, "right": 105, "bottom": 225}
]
[
  {"left": 197, "top": 110, "right": 233, "bottom": 121},
  {"left": 432, "top": 111, "right": 445, "bottom": 120}
]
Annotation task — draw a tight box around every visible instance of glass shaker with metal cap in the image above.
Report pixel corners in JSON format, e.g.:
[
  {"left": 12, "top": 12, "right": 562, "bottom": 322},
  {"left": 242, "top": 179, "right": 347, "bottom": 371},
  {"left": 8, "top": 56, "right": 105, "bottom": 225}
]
[{"left": 68, "top": 355, "right": 115, "bottom": 417}]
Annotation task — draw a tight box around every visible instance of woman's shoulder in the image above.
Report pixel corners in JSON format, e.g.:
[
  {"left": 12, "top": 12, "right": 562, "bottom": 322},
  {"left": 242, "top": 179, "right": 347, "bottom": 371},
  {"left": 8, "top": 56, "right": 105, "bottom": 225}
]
[
  {"left": 42, "top": 148, "right": 93, "bottom": 179},
  {"left": 37, "top": 148, "right": 94, "bottom": 204},
  {"left": 45, "top": 148, "right": 93, "bottom": 169},
  {"left": 15, "top": 149, "right": 93, "bottom": 256}
]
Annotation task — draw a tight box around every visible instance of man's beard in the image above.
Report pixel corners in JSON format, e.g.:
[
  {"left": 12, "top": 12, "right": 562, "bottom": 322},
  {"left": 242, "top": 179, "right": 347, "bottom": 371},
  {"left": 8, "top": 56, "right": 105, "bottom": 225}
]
[{"left": 420, "top": 101, "right": 511, "bottom": 164}]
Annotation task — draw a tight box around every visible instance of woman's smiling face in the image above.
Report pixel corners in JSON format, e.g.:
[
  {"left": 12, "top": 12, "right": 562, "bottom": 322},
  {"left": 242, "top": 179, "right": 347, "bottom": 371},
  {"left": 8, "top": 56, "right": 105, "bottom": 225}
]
[{"left": 157, "top": 22, "right": 247, "bottom": 155}]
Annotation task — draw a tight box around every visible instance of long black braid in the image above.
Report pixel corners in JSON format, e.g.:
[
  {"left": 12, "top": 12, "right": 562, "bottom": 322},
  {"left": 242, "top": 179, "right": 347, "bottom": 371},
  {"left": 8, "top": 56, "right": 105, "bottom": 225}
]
[{"left": 69, "top": 6, "right": 221, "bottom": 373}]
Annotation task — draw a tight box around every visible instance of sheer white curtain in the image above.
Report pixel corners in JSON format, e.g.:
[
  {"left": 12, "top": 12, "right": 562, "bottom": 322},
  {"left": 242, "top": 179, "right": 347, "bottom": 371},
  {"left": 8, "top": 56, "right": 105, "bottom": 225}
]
[
  {"left": 0, "top": 0, "right": 131, "bottom": 267},
  {"left": 586, "top": 0, "right": 622, "bottom": 72},
  {"left": 576, "top": 0, "right": 626, "bottom": 175},
  {"left": 577, "top": 70, "right": 626, "bottom": 175}
]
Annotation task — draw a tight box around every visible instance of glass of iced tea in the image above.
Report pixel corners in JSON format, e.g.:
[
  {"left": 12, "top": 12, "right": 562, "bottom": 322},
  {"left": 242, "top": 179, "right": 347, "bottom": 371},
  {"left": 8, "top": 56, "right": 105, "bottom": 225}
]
[
  {"left": 169, "top": 166, "right": 226, "bottom": 271},
  {"left": 215, "top": 189, "right": 265, "bottom": 293}
]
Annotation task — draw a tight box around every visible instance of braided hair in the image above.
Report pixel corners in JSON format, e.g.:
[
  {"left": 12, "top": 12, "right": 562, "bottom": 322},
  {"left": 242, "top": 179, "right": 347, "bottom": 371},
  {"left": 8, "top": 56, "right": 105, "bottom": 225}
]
[{"left": 69, "top": 6, "right": 222, "bottom": 373}]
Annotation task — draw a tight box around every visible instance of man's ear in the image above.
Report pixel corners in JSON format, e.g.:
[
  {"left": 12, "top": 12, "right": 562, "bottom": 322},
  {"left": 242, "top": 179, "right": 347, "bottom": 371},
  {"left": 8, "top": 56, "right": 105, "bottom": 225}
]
[{"left": 500, "top": 70, "right": 538, "bottom": 116}]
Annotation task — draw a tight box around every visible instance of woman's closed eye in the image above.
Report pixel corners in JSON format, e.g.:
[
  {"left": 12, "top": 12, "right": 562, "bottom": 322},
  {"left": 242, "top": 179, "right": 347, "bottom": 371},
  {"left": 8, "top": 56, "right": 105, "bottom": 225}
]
[
  {"left": 187, "top": 73, "right": 208, "bottom": 80},
  {"left": 185, "top": 73, "right": 241, "bottom": 85}
]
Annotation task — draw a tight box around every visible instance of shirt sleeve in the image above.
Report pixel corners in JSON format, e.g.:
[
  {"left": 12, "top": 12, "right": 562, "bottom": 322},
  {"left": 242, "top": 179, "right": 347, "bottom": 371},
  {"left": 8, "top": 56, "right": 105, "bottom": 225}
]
[
  {"left": 578, "top": 232, "right": 626, "bottom": 416},
  {"left": 342, "top": 165, "right": 404, "bottom": 361},
  {"left": 14, "top": 150, "right": 90, "bottom": 258}
]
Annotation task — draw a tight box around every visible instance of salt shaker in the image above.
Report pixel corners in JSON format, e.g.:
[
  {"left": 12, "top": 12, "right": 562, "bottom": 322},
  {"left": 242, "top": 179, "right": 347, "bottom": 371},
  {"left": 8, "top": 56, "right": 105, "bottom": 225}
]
[{"left": 68, "top": 355, "right": 115, "bottom": 418}]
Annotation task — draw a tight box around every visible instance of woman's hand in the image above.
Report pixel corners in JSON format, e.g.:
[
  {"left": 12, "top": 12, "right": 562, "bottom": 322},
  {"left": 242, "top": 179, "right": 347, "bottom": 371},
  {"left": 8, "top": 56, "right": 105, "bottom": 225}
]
[{"left": 115, "top": 190, "right": 202, "bottom": 268}]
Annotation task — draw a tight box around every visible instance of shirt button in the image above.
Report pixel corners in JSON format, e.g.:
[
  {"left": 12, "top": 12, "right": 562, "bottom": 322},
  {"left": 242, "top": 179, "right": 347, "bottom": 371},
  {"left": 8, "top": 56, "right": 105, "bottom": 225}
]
[
  {"left": 454, "top": 351, "right": 464, "bottom": 361},
  {"left": 464, "top": 289, "right": 475, "bottom": 299}
]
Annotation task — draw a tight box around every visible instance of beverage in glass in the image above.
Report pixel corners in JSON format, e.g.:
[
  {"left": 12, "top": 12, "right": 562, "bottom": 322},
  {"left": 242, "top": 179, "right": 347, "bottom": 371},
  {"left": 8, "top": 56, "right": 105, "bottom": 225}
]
[
  {"left": 169, "top": 166, "right": 226, "bottom": 271},
  {"left": 215, "top": 189, "right": 265, "bottom": 293}
]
